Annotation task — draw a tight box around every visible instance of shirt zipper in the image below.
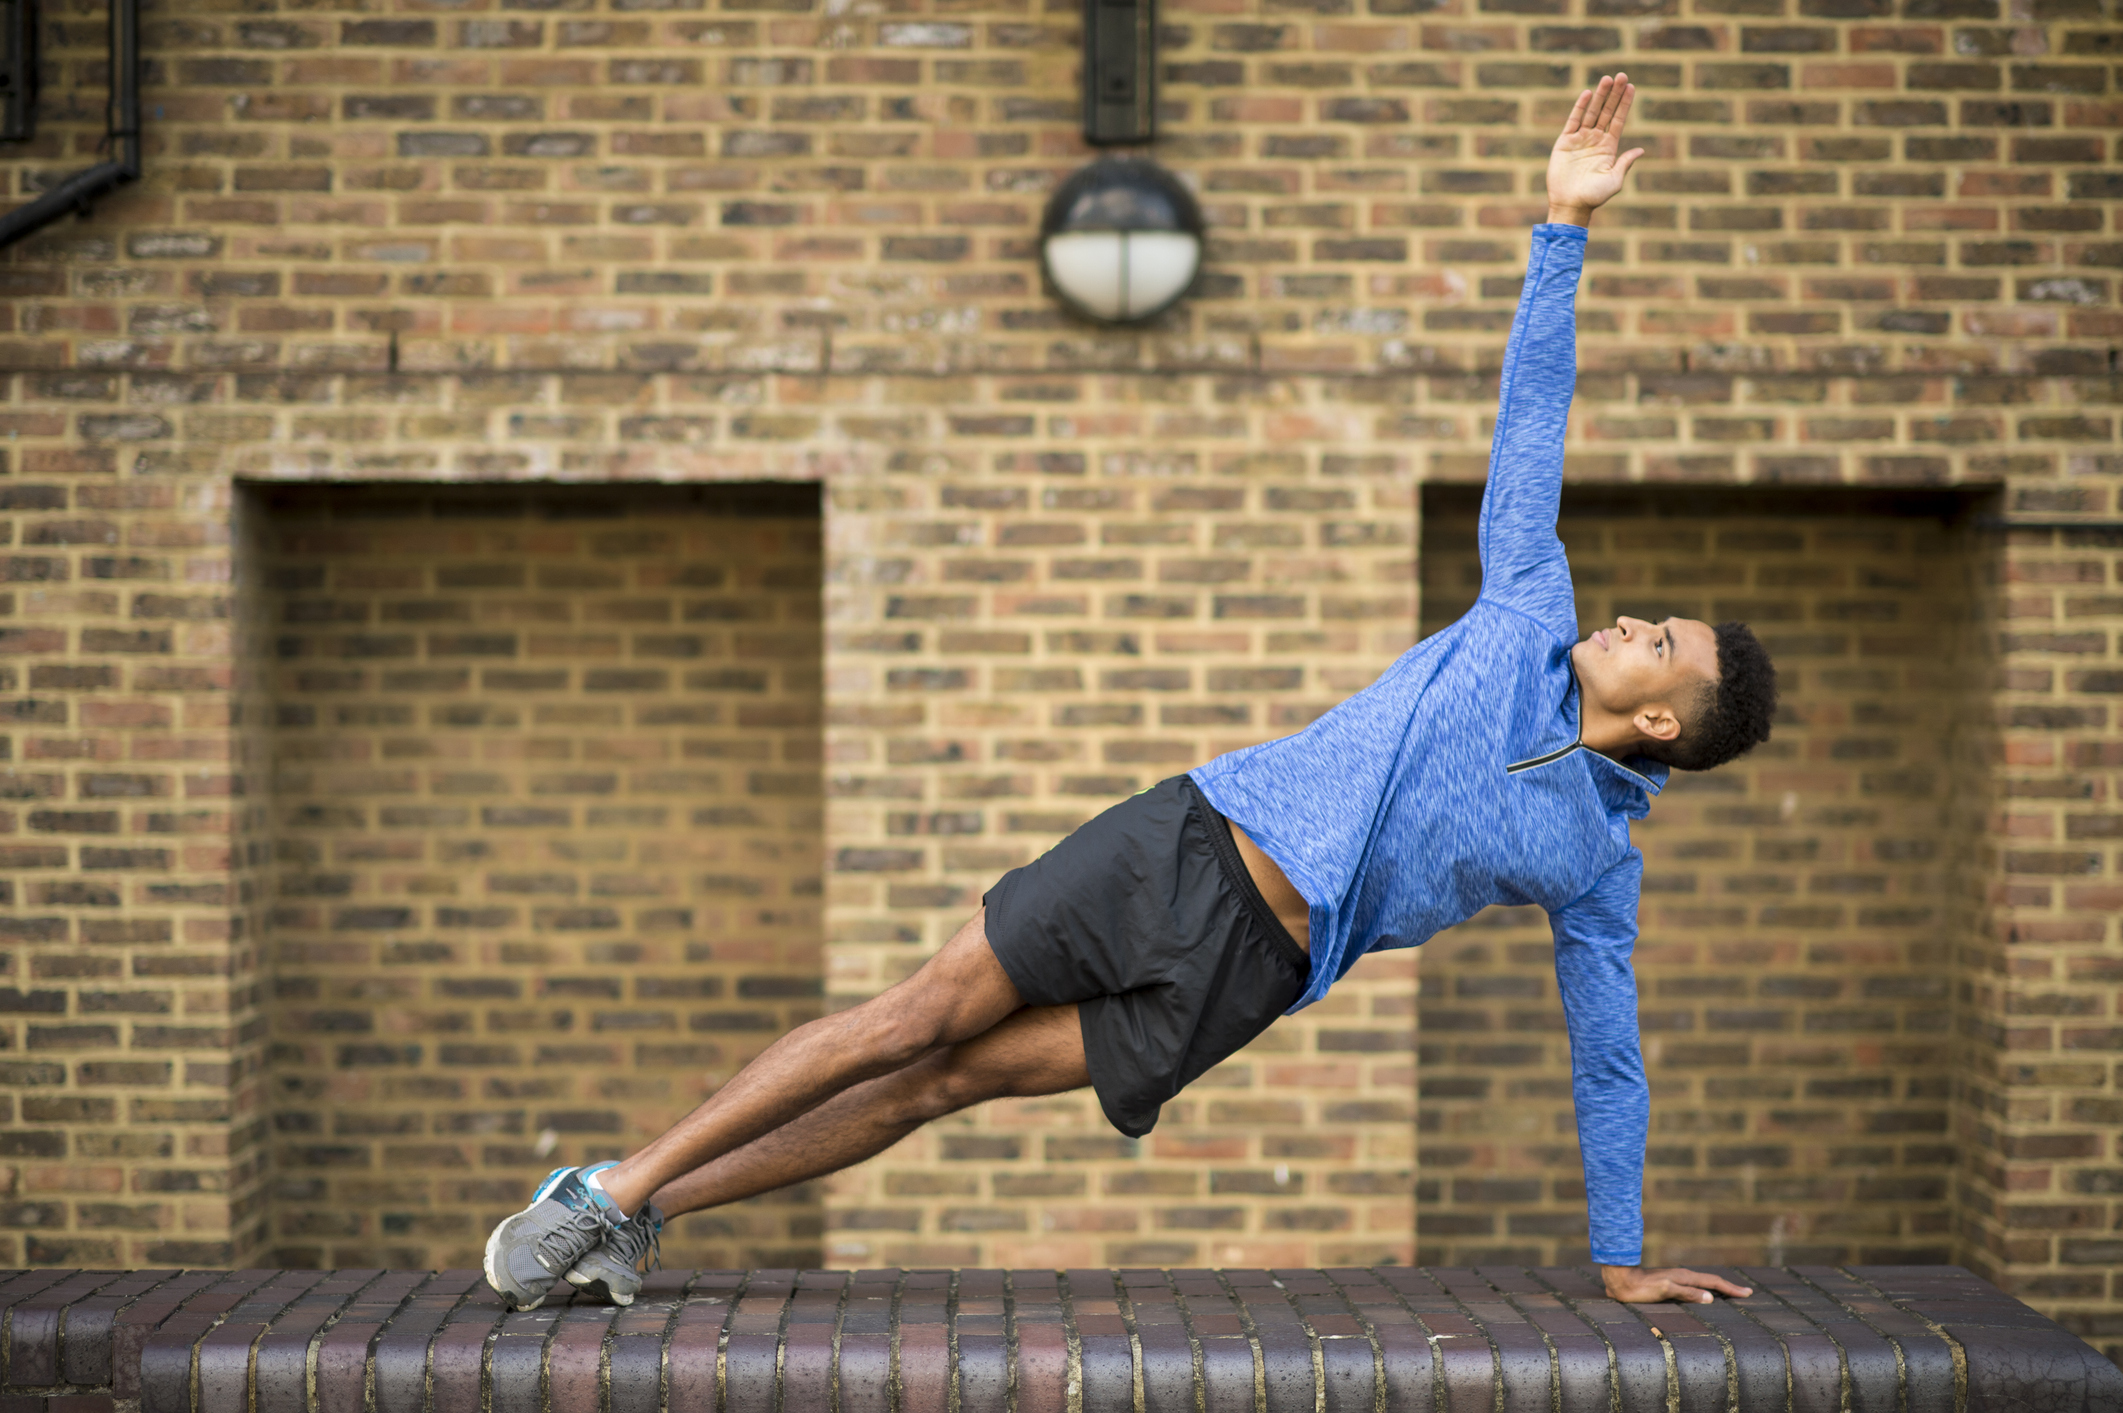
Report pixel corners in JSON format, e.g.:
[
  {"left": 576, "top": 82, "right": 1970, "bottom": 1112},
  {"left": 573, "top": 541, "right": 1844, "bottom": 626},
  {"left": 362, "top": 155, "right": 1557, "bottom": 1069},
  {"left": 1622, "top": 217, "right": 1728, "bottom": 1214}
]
[
  {"left": 1506, "top": 657, "right": 1587, "bottom": 775},
  {"left": 1505, "top": 740, "right": 1583, "bottom": 775},
  {"left": 1501, "top": 658, "right": 1664, "bottom": 792}
]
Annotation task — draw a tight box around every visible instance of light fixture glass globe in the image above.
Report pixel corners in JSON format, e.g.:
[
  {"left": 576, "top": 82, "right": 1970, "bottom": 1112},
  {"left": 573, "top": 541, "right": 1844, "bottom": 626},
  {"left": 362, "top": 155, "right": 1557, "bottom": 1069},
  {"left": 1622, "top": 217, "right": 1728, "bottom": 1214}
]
[{"left": 1041, "top": 230, "right": 1202, "bottom": 323}]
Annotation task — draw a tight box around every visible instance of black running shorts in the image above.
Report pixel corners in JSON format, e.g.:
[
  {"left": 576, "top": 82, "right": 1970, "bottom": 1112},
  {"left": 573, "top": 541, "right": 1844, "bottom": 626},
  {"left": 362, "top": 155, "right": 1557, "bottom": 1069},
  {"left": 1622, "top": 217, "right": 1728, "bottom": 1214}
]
[{"left": 981, "top": 774, "right": 1310, "bottom": 1138}]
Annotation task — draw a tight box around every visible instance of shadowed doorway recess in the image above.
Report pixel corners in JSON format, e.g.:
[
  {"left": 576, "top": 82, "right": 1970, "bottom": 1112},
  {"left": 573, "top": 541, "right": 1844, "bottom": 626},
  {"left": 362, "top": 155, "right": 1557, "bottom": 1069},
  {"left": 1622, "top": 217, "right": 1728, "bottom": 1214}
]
[{"left": 246, "top": 482, "right": 824, "bottom": 1271}]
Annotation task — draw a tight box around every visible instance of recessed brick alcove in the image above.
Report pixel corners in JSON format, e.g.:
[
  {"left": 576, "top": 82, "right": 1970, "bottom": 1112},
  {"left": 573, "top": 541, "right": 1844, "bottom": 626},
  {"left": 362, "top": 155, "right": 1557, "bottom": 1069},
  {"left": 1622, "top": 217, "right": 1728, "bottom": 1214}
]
[
  {"left": 5, "top": 1264, "right": 2119, "bottom": 1412},
  {"left": 1414, "top": 484, "right": 1996, "bottom": 1270},
  {"left": 242, "top": 482, "right": 825, "bottom": 1273}
]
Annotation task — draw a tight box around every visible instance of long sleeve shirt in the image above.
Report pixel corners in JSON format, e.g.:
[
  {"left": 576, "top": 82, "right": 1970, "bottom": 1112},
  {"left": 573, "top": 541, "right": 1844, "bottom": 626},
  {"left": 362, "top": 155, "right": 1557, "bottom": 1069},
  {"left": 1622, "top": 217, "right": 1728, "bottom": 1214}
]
[{"left": 1190, "top": 223, "right": 1655, "bottom": 1265}]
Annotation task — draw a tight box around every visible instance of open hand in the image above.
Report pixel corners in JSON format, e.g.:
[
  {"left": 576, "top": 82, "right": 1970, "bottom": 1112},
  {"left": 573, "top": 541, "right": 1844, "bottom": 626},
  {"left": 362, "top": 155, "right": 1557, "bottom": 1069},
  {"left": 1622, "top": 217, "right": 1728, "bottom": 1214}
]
[
  {"left": 1600, "top": 1264, "right": 1753, "bottom": 1304},
  {"left": 1547, "top": 73, "right": 1644, "bottom": 225}
]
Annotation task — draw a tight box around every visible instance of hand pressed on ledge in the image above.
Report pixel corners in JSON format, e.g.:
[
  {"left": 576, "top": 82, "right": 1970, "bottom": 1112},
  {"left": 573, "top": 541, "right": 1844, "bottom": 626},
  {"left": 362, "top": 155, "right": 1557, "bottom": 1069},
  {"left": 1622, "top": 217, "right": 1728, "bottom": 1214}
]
[
  {"left": 1600, "top": 1265, "right": 1754, "bottom": 1305},
  {"left": 1546, "top": 73, "right": 1645, "bottom": 227}
]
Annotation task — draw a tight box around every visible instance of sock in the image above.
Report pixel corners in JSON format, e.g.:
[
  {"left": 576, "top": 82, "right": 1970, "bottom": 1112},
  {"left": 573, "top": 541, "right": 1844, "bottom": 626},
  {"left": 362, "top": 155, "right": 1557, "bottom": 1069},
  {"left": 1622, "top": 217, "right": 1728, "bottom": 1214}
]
[{"left": 584, "top": 1164, "right": 630, "bottom": 1219}]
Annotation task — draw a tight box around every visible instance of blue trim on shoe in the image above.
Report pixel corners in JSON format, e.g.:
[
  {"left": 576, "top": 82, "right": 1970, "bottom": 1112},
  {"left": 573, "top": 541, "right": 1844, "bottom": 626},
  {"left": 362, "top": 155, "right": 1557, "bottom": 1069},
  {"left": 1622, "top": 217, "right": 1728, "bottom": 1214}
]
[{"left": 579, "top": 1160, "right": 621, "bottom": 1212}]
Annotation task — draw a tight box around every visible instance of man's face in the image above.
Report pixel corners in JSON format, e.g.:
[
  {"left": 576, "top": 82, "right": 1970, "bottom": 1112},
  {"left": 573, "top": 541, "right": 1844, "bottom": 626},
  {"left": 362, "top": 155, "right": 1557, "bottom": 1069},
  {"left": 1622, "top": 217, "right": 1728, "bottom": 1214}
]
[{"left": 1570, "top": 615, "right": 1719, "bottom": 738}]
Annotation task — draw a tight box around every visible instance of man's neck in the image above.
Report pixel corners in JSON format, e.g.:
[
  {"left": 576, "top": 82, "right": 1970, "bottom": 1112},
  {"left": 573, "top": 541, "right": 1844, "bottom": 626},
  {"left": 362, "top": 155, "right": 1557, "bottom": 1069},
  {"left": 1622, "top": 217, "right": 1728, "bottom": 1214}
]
[
  {"left": 1571, "top": 654, "right": 1647, "bottom": 760},
  {"left": 1580, "top": 705, "right": 1645, "bottom": 762}
]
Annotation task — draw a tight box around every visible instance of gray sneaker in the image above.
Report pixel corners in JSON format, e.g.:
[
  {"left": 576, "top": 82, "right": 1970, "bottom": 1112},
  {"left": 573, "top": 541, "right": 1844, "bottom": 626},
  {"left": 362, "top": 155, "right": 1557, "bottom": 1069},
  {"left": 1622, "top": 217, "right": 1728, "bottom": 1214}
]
[
  {"left": 565, "top": 1201, "right": 664, "bottom": 1306},
  {"left": 483, "top": 1164, "right": 623, "bottom": 1311}
]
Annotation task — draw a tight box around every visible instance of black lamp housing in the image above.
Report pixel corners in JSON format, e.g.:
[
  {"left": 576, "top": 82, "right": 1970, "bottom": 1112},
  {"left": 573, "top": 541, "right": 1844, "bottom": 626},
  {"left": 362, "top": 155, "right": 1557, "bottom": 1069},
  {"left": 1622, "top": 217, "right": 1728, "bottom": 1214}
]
[
  {"left": 1038, "top": 157, "right": 1204, "bottom": 324},
  {"left": 1040, "top": 158, "right": 1201, "bottom": 244},
  {"left": 1082, "top": 0, "right": 1154, "bottom": 146}
]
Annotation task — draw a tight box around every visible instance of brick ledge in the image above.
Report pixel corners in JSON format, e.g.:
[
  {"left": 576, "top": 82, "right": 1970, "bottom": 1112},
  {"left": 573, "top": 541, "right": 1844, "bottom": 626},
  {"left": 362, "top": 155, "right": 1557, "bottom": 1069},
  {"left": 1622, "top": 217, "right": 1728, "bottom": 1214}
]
[{"left": 2, "top": 1264, "right": 2116, "bottom": 1412}]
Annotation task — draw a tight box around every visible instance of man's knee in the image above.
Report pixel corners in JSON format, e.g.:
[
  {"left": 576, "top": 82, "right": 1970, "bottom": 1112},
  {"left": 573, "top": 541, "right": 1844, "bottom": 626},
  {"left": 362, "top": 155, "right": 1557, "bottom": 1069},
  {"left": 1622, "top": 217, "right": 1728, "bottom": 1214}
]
[
  {"left": 838, "top": 995, "right": 947, "bottom": 1072},
  {"left": 857, "top": 948, "right": 1015, "bottom": 1063},
  {"left": 897, "top": 1046, "right": 1003, "bottom": 1124},
  {"left": 899, "top": 911, "right": 1024, "bottom": 1043}
]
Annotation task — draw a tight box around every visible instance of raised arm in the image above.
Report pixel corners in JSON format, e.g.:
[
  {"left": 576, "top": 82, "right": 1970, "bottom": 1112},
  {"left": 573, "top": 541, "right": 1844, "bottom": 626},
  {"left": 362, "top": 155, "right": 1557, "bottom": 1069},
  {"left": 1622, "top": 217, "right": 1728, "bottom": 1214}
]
[{"left": 1475, "top": 76, "right": 1643, "bottom": 634}]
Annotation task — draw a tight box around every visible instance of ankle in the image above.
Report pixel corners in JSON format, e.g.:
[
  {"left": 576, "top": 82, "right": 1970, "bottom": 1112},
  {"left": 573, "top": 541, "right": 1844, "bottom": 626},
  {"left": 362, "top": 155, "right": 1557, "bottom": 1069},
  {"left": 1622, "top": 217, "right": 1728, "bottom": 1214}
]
[{"left": 586, "top": 1163, "right": 640, "bottom": 1218}]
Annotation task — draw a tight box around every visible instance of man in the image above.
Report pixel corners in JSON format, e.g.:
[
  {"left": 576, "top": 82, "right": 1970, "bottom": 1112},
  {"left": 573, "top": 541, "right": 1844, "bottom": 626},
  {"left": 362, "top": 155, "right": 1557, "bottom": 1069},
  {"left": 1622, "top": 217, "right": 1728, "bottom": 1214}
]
[{"left": 483, "top": 73, "right": 1778, "bottom": 1311}]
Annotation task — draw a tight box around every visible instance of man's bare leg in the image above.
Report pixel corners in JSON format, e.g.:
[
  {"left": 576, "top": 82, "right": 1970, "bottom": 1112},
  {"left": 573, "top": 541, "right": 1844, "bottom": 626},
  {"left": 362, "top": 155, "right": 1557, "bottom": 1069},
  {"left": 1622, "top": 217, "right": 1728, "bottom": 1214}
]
[
  {"left": 596, "top": 908, "right": 1023, "bottom": 1215},
  {"left": 644, "top": 1002, "right": 1088, "bottom": 1218}
]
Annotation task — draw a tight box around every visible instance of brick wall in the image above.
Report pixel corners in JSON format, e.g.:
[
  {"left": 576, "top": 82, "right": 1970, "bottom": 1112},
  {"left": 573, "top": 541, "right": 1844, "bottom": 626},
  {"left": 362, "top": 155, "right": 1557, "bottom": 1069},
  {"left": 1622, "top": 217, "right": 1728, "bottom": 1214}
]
[
  {"left": 0, "top": 0, "right": 2118, "bottom": 1344},
  {"left": 1416, "top": 485, "right": 1991, "bottom": 1270},
  {"left": 0, "top": 461, "right": 247, "bottom": 1269},
  {"left": 251, "top": 484, "right": 823, "bottom": 1272},
  {"left": 1965, "top": 519, "right": 2123, "bottom": 1361}
]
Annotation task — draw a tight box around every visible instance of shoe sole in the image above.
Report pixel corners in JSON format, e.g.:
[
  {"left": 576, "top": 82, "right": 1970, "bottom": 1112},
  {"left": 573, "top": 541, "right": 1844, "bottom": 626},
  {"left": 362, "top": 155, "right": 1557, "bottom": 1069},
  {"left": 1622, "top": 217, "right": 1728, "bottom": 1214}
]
[{"left": 563, "top": 1267, "right": 636, "bottom": 1306}]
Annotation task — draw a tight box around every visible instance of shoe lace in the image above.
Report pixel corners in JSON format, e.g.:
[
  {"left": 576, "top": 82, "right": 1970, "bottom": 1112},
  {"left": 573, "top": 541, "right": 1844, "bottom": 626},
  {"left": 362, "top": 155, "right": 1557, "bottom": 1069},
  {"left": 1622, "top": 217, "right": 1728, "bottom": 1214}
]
[
  {"left": 607, "top": 1205, "right": 663, "bottom": 1275},
  {"left": 534, "top": 1204, "right": 609, "bottom": 1273}
]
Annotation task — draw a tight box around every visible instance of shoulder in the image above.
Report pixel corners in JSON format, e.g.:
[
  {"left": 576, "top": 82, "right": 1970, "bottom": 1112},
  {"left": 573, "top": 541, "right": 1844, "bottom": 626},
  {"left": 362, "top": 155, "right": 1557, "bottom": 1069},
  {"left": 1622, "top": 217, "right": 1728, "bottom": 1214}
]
[
  {"left": 1463, "top": 596, "right": 1569, "bottom": 644},
  {"left": 1474, "top": 580, "right": 1582, "bottom": 649}
]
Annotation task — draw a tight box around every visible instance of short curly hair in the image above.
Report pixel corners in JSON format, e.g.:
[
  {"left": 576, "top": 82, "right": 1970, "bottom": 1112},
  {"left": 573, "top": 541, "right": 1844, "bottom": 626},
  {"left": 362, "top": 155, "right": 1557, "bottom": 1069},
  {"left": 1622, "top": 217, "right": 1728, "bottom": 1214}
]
[{"left": 1639, "top": 621, "right": 1777, "bottom": 772}]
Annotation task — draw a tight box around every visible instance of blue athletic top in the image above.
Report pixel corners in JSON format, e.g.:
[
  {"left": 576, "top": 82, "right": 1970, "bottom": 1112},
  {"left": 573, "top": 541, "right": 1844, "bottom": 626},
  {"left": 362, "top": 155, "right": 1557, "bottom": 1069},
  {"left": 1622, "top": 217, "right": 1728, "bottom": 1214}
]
[{"left": 1190, "top": 223, "right": 1654, "bottom": 1265}]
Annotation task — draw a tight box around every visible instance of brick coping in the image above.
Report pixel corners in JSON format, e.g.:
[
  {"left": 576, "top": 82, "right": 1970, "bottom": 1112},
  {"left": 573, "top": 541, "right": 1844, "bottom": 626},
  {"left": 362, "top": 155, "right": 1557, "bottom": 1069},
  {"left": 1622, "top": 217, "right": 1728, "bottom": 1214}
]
[{"left": 2, "top": 1264, "right": 2116, "bottom": 1411}]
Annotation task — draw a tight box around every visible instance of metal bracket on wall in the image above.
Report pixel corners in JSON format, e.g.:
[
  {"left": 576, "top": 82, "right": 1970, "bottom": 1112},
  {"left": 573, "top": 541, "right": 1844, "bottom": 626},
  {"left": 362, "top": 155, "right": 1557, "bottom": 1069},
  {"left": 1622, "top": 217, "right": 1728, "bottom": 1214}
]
[
  {"left": 0, "top": 0, "right": 34, "bottom": 142},
  {"left": 0, "top": 0, "right": 135, "bottom": 249},
  {"left": 1082, "top": 0, "right": 1155, "bottom": 146}
]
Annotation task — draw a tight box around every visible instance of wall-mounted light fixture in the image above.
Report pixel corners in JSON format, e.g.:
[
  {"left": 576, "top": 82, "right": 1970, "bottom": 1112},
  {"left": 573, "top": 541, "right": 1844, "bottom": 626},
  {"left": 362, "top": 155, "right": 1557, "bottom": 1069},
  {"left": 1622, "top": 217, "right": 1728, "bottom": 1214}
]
[
  {"left": 1044, "top": 0, "right": 1200, "bottom": 324},
  {"left": 1038, "top": 157, "right": 1203, "bottom": 325}
]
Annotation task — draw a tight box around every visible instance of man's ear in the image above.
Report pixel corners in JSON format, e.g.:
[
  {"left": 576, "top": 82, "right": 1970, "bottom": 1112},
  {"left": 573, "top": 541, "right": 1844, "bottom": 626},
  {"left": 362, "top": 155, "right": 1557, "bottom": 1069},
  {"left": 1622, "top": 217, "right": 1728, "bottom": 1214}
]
[{"left": 1633, "top": 703, "right": 1681, "bottom": 744}]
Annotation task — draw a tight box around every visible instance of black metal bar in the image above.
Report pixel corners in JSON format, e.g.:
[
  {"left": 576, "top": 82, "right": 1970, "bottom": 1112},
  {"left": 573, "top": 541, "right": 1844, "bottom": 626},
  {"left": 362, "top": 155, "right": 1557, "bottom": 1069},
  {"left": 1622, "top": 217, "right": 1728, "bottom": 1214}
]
[
  {"left": 109, "top": 0, "right": 136, "bottom": 170},
  {"left": 0, "top": 0, "right": 136, "bottom": 249},
  {"left": 1081, "top": 0, "right": 1155, "bottom": 145},
  {"left": 0, "top": 0, "right": 36, "bottom": 142}
]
